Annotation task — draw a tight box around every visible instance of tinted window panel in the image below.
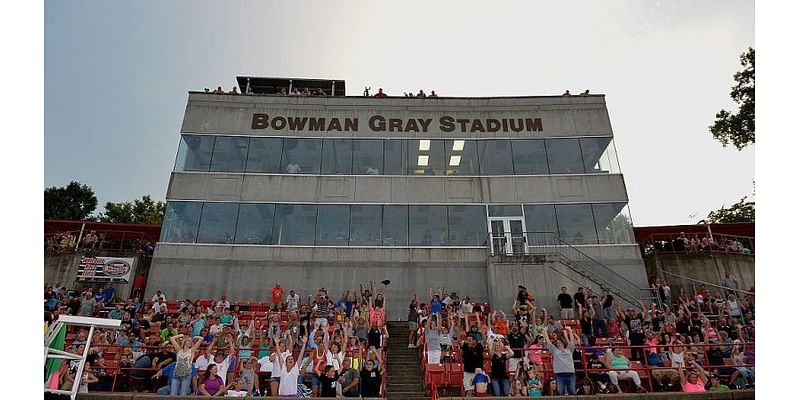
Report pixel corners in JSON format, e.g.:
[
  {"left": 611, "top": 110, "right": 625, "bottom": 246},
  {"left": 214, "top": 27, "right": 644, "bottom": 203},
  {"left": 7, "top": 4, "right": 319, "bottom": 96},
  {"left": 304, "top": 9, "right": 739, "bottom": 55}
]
[
  {"left": 321, "top": 139, "right": 353, "bottom": 174},
  {"left": 448, "top": 206, "right": 488, "bottom": 245},
  {"left": 488, "top": 205, "right": 522, "bottom": 217},
  {"left": 592, "top": 203, "right": 634, "bottom": 244},
  {"left": 234, "top": 203, "right": 275, "bottom": 244},
  {"left": 408, "top": 139, "right": 446, "bottom": 175},
  {"left": 160, "top": 202, "right": 203, "bottom": 243},
  {"left": 350, "top": 205, "right": 382, "bottom": 246},
  {"left": 523, "top": 204, "right": 559, "bottom": 245},
  {"left": 196, "top": 203, "right": 239, "bottom": 244},
  {"left": 580, "top": 138, "right": 620, "bottom": 174},
  {"left": 382, "top": 206, "right": 408, "bottom": 246},
  {"left": 273, "top": 204, "right": 317, "bottom": 244},
  {"left": 409, "top": 205, "right": 448, "bottom": 245},
  {"left": 352, "top": 140, "right": 384, "bottom": 175},
  {"left": 175, "top": 135, "right": 215, "bottom": 172},
  {"left": 316, "top": 205, "right": 350, "bottom": 245},
  {"left": 445, "top": 140, "right": 479, "bottom": 175},
  {"left": 478, "top": 140, "right": 514, "bottom": 175},
  {"left": 546, "top": 139, "right": 585, "bottom": 174},
  {"left": 209, "top": 136, "right": 249, "bottom": 172},
  {"left": 383, "top": 140, "right": 407, "bottom": 175},
  {"left": 555, "top": 204, "right": 598, "bottom": 244},
  {"left": 512, "top": 139, "right": 549, "bottom": 174},
  {"left": 245, "top": 138, "right": 283, "bottom": 173},
  {"left": 281, "top": 138, "right": 322, "bottom": 174}
]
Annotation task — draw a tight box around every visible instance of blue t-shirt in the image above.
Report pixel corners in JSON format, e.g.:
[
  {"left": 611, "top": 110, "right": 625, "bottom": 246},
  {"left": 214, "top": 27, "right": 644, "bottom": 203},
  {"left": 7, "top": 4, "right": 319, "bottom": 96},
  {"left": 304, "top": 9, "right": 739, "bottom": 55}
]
[
  {"left": 472, "top": 373, "right": 489, "bottom": 384},
  {"left": 431, "top": 300, "right": 443, "bottom": 314},
  {"left": 192, "top": 318, "right": 206, "bottom": 337}
]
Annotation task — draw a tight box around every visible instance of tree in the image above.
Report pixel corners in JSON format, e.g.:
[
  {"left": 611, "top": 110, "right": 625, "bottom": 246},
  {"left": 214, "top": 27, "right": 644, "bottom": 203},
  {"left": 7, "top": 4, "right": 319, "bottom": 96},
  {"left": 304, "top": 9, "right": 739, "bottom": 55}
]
[
  {"left": 709, "top": 47, "right": 755, "bottom": 150},
  {"left": 44, "top": 181, "right": 98, "bottom": 220},
  {"left": 704, "top": 196, "right": 755, "bottom": 223},
  {"left": 98, "top": 195, "right": 166, "bottom": 225}
]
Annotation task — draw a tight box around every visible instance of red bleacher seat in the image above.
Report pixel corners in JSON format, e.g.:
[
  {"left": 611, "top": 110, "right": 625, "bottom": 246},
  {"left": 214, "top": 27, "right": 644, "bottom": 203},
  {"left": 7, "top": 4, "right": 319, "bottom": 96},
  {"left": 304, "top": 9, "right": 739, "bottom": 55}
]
[
  {"left": 425, "top": 364, "right": 446, "bottom": 389},
  {"left": 446, "top": 363, "right": 464, "bottom": 393}
]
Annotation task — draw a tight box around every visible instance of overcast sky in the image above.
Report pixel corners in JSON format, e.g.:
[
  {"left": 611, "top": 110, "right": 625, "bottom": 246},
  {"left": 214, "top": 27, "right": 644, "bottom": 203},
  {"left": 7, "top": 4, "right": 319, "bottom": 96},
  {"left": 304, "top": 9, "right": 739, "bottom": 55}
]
[{"left": 44, "top": 0, "right": 754, "bottom": 227}]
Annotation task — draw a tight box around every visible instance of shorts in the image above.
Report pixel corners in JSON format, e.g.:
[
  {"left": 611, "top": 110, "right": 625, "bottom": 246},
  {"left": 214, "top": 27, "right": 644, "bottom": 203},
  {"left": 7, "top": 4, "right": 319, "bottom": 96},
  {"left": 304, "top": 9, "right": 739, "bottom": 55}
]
[
  {"left": 409, "top": 322, "right": 418, "bottom": 331},
  {"left": 508, "top": 358, "right": 521, "bottom": 373},
  {"left": 271, "top": 376, "right": 281, "bottom": 382},
  {"left": 463, "top": 372, "right": 475, "bottom": 391},
  {"left": 311, "top": 374, "right": 321, "bottom": 388}
]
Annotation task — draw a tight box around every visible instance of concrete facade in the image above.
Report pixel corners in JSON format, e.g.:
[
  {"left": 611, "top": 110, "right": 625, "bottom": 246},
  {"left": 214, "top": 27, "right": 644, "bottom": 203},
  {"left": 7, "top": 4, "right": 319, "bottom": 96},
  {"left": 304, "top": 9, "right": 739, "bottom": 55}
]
[
  {"left": 644, "top": 253, "right": 755, "bottom": 297},
  {"left": 149, "top": 90, "right": 647, "bottom": 318}
]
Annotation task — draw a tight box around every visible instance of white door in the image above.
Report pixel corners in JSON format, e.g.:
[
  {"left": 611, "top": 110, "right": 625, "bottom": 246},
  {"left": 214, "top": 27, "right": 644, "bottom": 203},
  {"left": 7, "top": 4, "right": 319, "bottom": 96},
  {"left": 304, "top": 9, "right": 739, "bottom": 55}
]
[{"left": 489, "top": 217, "right": 527, "bottom": 255}]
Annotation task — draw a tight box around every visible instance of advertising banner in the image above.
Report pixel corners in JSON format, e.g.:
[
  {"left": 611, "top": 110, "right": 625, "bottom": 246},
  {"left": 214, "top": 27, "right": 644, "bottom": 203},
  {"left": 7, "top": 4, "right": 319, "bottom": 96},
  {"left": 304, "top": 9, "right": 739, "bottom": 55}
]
[{"left": 76, "top": 256, "right": 134, "bottom": 283}]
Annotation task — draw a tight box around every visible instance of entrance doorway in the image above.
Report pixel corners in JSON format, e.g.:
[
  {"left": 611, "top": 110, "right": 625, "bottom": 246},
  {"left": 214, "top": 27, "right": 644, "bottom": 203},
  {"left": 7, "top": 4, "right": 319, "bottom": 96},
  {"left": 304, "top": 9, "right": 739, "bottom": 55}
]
[{"left": 488, "top": 217, "right": 527, "bottom": 255}]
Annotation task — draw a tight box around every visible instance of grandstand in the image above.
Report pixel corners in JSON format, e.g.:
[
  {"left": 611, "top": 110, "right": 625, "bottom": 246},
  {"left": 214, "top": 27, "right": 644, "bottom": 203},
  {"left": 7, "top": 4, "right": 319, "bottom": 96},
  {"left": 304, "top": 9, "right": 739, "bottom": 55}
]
[{"left": 44, "top": 79, "right": 754, "bottom": 399}]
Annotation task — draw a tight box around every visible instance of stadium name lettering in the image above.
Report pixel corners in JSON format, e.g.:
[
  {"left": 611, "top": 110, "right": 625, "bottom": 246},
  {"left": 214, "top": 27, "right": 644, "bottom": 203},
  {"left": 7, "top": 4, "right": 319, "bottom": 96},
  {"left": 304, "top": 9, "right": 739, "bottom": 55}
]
[{"left": 251, "top": 114, "right": 543, "bottom": 133}]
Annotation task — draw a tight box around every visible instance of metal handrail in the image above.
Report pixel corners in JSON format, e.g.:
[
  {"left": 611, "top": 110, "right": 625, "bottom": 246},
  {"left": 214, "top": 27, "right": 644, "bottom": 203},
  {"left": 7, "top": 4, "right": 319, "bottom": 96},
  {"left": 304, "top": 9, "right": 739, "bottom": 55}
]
[
  {"left": 659, "top": 270, "right": 753, "bottom": 296},
  {"left": 487, "top": 231, "right": 650, "bottom": 306}
]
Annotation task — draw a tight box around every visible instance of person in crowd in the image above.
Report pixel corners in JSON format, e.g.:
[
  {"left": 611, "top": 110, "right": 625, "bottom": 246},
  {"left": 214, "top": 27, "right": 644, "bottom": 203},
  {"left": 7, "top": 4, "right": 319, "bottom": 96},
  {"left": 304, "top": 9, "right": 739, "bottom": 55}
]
[
  {"left": 576, "top": 377, "right": 596, "bottom": 395},
  {"left": 338, "top": 357, "right": 360, "bottom": 397},
  {"left": 276, "top": 335, "right": 309, "bottom": 396},
  {"left": 374, "top": 88, "right": 387, "bottom": 97},
  {"left": 557, "top": 286, "right": 574, "bottom": 319},
  {"left": 678, "top": 361, "right": 708, "bottom": 392},
  {"left": 198, "top": 364, "right": 226, "bottom": 396},
  {"left": 708, "top": 373, "right": 730, "bottom": 392},
  {"left": 543, "top": 377, "right": 559, "bottom": 395},
  {"left": 360, "top": 358, "right": 384, "bottom": 398},
  {"left": 166, "top": 334, "right": 203, "bottom": 395},
  {"left": 408, "top": 293, "right": 420, "bottom": 348},
  {"left": 487, "top": 335, "right": 514, "bottom": 396},
  {"left": 603, "top": 347, "right": 647, "bottom": 393},
  {"left": 471, "top": 368, "right": 490, "bottom": 396},
  {"left": 461, "top": 334, "right": 485, "bottom": 396},
  {"left": 721, "top": 271, "right": 739, "bottom": 295},
  {"left": 542, "top": 325, "right": 577, "bottom": 395}
]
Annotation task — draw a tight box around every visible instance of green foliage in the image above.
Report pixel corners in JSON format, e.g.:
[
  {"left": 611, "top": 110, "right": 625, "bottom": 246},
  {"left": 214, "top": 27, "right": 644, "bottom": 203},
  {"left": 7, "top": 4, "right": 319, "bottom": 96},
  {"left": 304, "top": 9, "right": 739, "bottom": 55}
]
[
  {"left": 98, "top": 195, "right": 166, "bottom": 225},
  {"left": 705, "top": 196, "right": 755, "bottom": 223},
  {"left": 709, "top": 47, "right": 755, "bottom": 150},
  {"left": 44, "top": 181, "right": 98, "bottom": 220}
]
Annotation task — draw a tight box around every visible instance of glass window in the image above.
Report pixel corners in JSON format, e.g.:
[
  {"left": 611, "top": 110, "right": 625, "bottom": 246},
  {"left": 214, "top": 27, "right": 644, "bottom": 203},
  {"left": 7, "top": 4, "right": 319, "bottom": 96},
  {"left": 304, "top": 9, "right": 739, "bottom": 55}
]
[
  {"left": 447, "top": 206, "right": 488, "bottom": 245},
  {"left": 592, "top": 203, "right": 634, "bottom": 244},
  {"left": 383, "top": 140, "right": 407, "bottom": 175},
  {"left": 408, "top": 139, "right": 446, "bottom": 175},
  {"left": 488, "top": 205, "right": 522, "bottom": 217},
  {"left": 445, "top": 140, "right": 479, "bottom": 175},
  {"left": 316, "top": 205, "right": 350, "bottom": 245},
  {"left": 175, "top": 135, "right": 215, "bottom": 172},
  {"left": 409, "top": 205, "right": 448, "bottom": 245},
  {"left": 352, "top": 140, "right": 384, "bottom": 175},
  {"left": 478, "top": 140, "right": 514, "bottom": 175},
  {"left": 350, "top": 205, "right": 382, "bottom": 246},
  {"left": 234, "top": 203, "right": 275, "bottom": 244},
  {"left": 321, "top": 139, "right": 353, "bottom": 175},
  {"left": 281, "top": 138, "right": 322, "bottom": 174},
  {"left": 382, "top": 206, "right": 408, "bottom": 246},
  {"left": 196, "top": 203, "right": 239, "bottom": 244},
  {"left": 160, "top": 202, "right": 203, "bottom": 243},
  {"left": 555, "top": 204, "right": 598, "bottom": 245},
  {"left": 209, "top": 136, "right": 249, "bottom": 172},
  {"left": 512, "top": 139, "right": 549, "bottom": 174},
  {"left": 523, "top": 204, "right": 559, "bottom": 245},
  {"left": 245, "top": 138, "right": 283, "bottom": 173},
  {"left": 580, "top": 138, "right": 620, "bottom": 174},
  {"left": 273, "top": 204, "right": 317, "bottom": 245},
  {"left": 546, "top": 139, "right": 585, "bottom": 174}
]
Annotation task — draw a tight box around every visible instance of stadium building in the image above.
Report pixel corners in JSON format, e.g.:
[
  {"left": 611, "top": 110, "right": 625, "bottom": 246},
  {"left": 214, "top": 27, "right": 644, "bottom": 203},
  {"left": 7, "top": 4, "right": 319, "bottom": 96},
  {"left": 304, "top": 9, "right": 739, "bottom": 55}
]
[{"left": 149, "top": 77, "right": 649, "bottom": 318}]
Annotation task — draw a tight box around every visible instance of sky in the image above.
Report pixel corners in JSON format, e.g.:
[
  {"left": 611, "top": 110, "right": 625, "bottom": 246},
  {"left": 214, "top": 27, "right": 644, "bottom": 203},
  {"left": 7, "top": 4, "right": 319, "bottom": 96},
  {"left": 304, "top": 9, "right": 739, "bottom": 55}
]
[{"left": 44, "top": 0, "right": 755, "bottom": 227}]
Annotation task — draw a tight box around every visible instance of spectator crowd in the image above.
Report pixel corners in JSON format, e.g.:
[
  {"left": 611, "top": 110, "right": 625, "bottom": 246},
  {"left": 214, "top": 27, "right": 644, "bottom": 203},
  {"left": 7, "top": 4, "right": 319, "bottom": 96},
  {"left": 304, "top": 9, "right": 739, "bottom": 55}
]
[
  {"left": 413, "top": 278, "right": 754, "bottom": 397},
  {"left": 46, "top": 281, "right": 391, "bottom": 397}
]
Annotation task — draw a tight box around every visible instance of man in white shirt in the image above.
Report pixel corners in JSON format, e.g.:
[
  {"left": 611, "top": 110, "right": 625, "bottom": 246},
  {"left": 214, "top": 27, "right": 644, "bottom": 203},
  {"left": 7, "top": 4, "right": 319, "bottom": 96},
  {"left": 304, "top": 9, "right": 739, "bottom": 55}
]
[
  {"left": 287, "top": 290, "right": 301, "bottom": 311},
  {"left": 217, "top": 295, "right": 231, "bottom": 310},
  {"left": 152, "top": 290, "right": 166, "bottom": 303},
  {"left": 152, "top": 299, "right": 167, "bottom": 315},
  {"left": 209, "top": 317, "right": 224, "bottom": 336}
]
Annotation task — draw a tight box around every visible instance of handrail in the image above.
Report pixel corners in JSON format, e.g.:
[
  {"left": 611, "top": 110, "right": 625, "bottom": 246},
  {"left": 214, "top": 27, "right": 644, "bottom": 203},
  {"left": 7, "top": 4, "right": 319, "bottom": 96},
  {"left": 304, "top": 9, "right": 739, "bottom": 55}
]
[
  {"left": 659, "top": 270, "right": 753, "bottom": 296},
  {"left": 488, "top": 231, "right": 650, "bottom": 307}
]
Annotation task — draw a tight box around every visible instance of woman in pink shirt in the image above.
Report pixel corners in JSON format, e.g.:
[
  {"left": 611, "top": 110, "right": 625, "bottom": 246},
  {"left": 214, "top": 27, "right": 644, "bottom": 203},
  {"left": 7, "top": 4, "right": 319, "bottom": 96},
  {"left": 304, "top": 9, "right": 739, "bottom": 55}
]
[
  {"left": 678, "top": 362, "right": 708, "bottom": 392},
  {"left": 525, "top": 335, "right": 544, "bottom": 368}
]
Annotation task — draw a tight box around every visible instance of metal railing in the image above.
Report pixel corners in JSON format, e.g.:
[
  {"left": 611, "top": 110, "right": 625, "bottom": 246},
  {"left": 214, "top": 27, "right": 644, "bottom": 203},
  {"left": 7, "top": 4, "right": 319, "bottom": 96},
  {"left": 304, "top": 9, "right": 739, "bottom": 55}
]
[
  {"left": 640, "top": 232, "right": 755, "bottom": 257},
  {"left": 487, "top": 232, "right": 653, "bottom": 307}
]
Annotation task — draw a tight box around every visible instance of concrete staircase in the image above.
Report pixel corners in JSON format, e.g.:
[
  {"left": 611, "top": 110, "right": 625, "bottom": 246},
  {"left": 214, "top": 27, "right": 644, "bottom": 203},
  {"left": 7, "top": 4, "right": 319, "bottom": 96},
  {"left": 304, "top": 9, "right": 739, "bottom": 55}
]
[{"left": 385, "top": 321, "right": 429, "bottom": 400}]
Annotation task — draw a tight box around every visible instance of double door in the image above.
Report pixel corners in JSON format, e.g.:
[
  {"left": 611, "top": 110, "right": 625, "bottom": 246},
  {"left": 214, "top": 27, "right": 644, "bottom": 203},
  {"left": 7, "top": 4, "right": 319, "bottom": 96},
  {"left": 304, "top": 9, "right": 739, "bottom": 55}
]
[{"left": 489, "top": 217, "right": 528, "bottom": 255}]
